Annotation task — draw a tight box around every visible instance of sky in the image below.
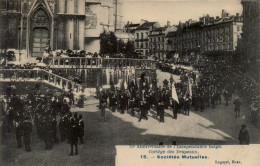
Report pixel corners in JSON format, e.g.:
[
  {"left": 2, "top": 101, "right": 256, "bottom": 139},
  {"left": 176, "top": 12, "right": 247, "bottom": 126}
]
[{"left": 121, "top": 0, "right": 243, "bottom": 26}]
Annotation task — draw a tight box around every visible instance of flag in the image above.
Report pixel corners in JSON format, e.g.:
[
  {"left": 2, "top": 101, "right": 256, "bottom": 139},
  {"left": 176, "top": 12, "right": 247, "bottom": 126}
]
[
  {"left": 124, "top": 78, "right": 128, "bottom": 90},
  {"left": 171, "top": 84, "right": 179, "bottom": 104},
  {"left": 116, "top": 79, "right": 122, "bottom": 88},
  {"left": 187, "top": 77, "right": 192, "bottom": 97}
]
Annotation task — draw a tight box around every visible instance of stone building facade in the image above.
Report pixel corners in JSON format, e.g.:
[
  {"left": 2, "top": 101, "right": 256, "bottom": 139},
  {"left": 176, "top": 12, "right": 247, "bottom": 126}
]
[
  {"left": 149, "top": 27, "right": 167, "bottom": 60},
  {"left": 149, "top": 24, "right": 177, "bottom": 60},
  {"left": 134, "top": 21, "right": 160, "bottom": 57},
  {"left": 0, "top": 0, "right": 122, "bottom": 59},
  {"left": 165, "top": 10, "right": 243, "bottom": 58}
]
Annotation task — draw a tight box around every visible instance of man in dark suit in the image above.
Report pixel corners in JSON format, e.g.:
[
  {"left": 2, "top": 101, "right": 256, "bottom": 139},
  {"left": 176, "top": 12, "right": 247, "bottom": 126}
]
[
  {"left": 68, "top": 89, "right": 74, "bottom": 105},
  {"left": 78, "top": 115, "right": 84, "bottom": 144},
  {"left": 23, "top": 117, "right": 33, "bottom": 152},
  {"left": 138, "top": 101, "right": 148, "bottom": 122},
  {"left": 158, "top": 99, "right": 165, "bottom": 123},
  {"left": 74, "top": 113, "right": 79, "bottom": 125},
  {"left": 110, "top": 92, "right": 117, "bottom": 112},
  {"left": 62, "top": 99, "right": 71, "bottom": 114},
  {"left": 15, "top": 119, "right": 23, "bottom": 149},
  {"left": 51, "top": 116, "right": 59, "bottom": 144},
  {"left": 59, "top": 114, "right": 66, "bottom": 142},
  {"left": 223, "top": 90, "right": 229, "bottom": 106},
  {"left": 129, "top": 97, "right": 135, "bottom": 116},
  {"left": 68, "top": 113, "right": 78, "bottom": 155},
  {"left": 238, "top": 125, "right": 250, "bottom": 145},
  {"left": 170, "top": 99, "right": 179, "bottom": 120},
  {"left": 44, "top": 116, "right": 53, "bottom": 150},
  {"left": 234, "top": 97, "right": 241, "bottom": 118}
]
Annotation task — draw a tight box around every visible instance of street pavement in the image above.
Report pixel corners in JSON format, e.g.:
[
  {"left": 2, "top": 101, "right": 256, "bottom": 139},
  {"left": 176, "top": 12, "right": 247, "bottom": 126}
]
[{"left": 1, "top": 71, "right": 260, "bottom": 166}]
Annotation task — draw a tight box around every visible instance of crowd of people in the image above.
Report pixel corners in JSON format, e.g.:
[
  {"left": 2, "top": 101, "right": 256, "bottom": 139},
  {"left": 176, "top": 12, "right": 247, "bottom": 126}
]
[
  {"left": 232, "top": 71, "right": 259, "bottom": 124},
  {"left": 1, "top": 83, "right": 85, "bottom": 155},
  {"left": 94, "top": 68, "right": 196, "bottom": 123},
  {"left": 1, "top": 50, "right": 258, "bottom": 150},
  {"left": 97, "top": 79, "right": 175, "bottom": 123},
  {"left": 159, "top": 56, "right": 259, "bottom": 124},
  {"left": 95, "top": 54, "right": 258, "bottom": 126}
]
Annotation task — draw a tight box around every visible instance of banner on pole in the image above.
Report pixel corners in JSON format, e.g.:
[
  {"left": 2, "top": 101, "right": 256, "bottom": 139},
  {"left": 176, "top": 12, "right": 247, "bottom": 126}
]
[{"left": 171, "top": 84, "right": 179, "bottom": 104}]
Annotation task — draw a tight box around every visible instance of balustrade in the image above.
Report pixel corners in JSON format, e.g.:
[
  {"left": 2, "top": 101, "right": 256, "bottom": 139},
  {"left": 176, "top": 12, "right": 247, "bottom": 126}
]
[
  {"left": 1, "top": 69, "right": 41, "bottom": 81},
  {"left": 48, "top": 57, "right": 157, "bottom": 69},
  {"left": 1, "top": 69, "right": 82, "bottom": 94}
]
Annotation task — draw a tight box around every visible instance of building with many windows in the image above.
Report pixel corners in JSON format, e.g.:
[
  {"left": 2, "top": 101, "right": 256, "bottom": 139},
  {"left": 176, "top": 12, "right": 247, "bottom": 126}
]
[
  {"left": 0, "top": 0, "right": 123, "bottom": 59},
  {"left": 199, "top": 12, "right": 243, "bottom": 54},
  {"left": 149, "top": 22, "right": 177, "bottom": 60},
  {"left": 149, "top": 26, "right": 167, "bottom": 60},
  {"left": 165, "top": 10, "right": 243, "bottom": 58},
  {"left": 134, "top": 21, "right": 160, "bottom": 57}
]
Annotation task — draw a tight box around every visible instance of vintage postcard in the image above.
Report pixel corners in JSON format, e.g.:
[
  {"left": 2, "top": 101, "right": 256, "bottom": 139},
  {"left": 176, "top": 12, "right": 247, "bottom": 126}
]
[{"left": 0, "top": 0, "right": 259, "bottom": 165}]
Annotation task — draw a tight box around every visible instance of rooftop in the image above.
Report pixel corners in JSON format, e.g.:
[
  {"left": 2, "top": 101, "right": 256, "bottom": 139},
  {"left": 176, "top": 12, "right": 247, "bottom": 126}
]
[
  {"left": 136, "top": 22, "right": 157, "bottom": 30},
  {"left": 165, "top": 31, "right": 177, "bottom": 38},
  {"left": 125, "top": 23, "right": 140, "bottom": 28}
]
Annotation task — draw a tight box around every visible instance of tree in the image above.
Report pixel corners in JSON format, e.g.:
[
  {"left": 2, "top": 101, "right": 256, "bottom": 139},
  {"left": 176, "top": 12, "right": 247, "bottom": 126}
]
[
  {"left": 100, "top": 31, "right": 117, "bottom": 55},
  {"left": 117, "top": 39, "right": 126, "bottom": 54},
  {"left": 124, "top": 41, "right": 137, "bottom": 58},
  {"left": 100, "top": 31, "right": 139, "bottom": 58}
]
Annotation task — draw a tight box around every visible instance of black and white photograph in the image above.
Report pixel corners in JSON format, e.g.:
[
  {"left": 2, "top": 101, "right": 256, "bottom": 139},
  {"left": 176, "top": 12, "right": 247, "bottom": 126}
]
[{"left": 0, "top": 0, "right": 259, "bottom": 165}]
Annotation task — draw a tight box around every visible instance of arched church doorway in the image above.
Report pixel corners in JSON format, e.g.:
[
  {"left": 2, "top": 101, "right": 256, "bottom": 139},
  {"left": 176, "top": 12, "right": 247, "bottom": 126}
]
[{"left": 30, "top": 8, "right": 50, "bottom": 57}]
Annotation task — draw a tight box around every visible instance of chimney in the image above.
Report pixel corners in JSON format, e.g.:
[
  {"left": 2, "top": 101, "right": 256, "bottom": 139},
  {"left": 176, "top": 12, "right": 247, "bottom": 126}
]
[
  {"left": 167, "top": 21, "right": 170, "bottom": 27},
  {"left": 179, "top": 21, "right": 183, "bottom": 29},
  {"left": 222, "top": 9, "right": 227, "bottom": 18},
  {"left": 189, "top": 19, "right": 192, "bottom": 26},
  {"left": 179, "top": 20, "right": 182, "bottom": 26}
]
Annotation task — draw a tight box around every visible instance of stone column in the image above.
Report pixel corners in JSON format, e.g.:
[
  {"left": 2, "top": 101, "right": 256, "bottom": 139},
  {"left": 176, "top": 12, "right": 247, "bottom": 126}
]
[
  {"left": 65, "top": 80, "right": 69, "bottom": 91},
  {"left": 107, "top": 69, "right": 110, "bottom": 85},
  {"left": 71, "top": 83, "right": 75, "bottom": 92},
  {"left": 54, "top": 75, "right": 57, "bottom": 85},
  {"left": 48, "top": 73, "right": 51, "bottom": 82},
  {"left": 80, "top": 58, "right": 82, "bottom": 68},
  {"left": 58, "top": 58, "right": 60, "bottom": 67}
]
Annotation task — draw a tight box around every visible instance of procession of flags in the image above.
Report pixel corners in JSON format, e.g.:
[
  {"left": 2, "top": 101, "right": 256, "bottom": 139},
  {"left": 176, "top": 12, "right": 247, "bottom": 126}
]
[
  {"left": 109, "top": 69, "right": 194, "bottom": 105},
  {"left": 171, "top": 75, "right": 193, "bottom": 104}
]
